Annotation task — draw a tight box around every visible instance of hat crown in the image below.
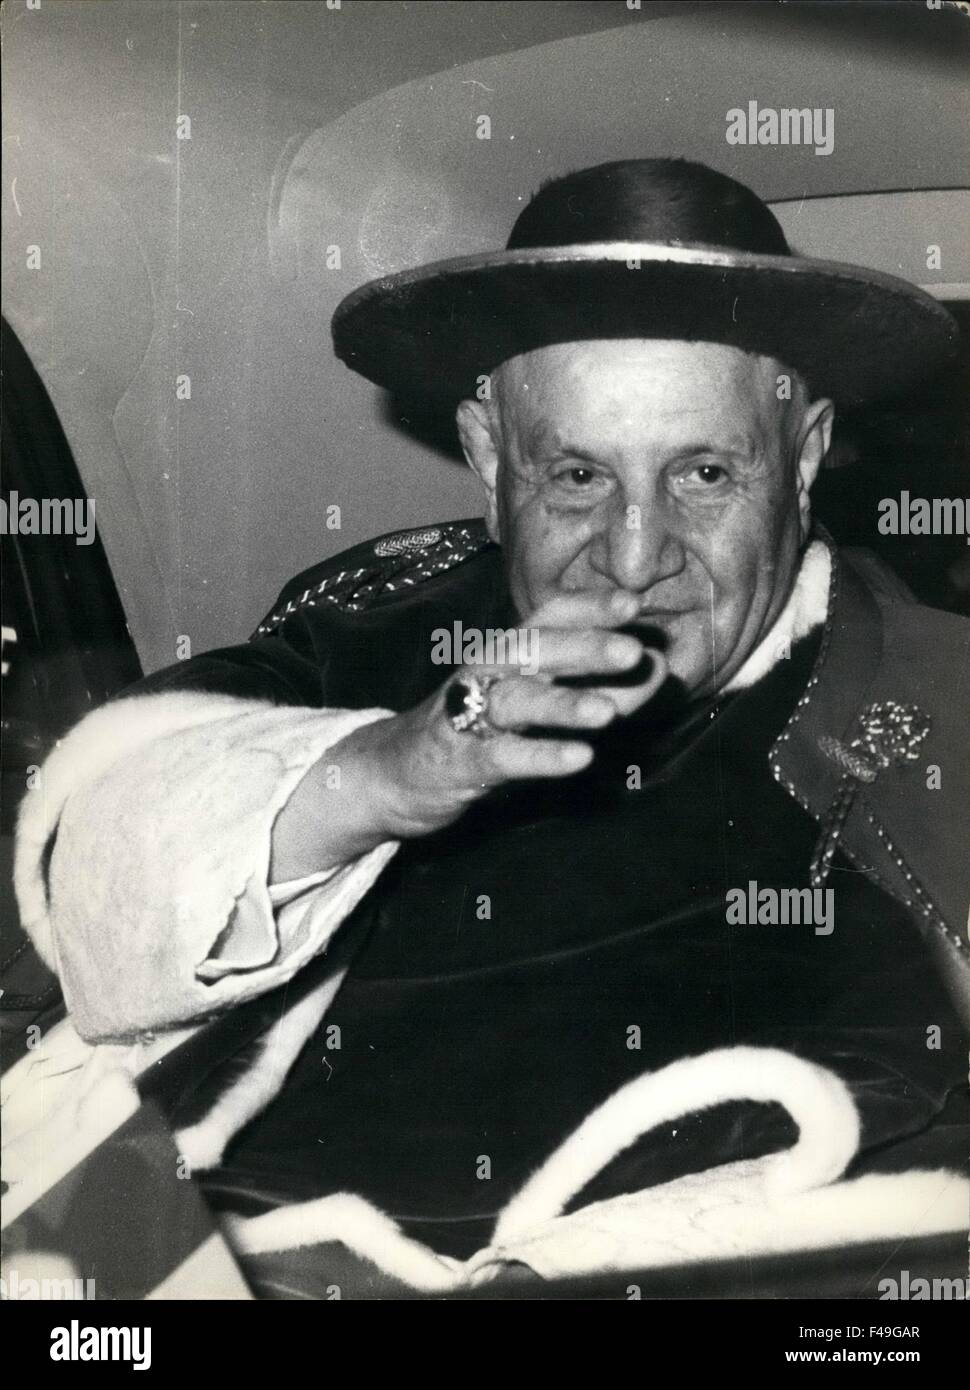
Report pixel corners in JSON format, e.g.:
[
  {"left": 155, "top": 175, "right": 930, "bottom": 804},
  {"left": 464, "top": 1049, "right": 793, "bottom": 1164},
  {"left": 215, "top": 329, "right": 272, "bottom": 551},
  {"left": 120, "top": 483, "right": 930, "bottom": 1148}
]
[
  {"left": 333, "top": 158, "right": 956, "bottom": 409},
  {"left": 506, "top": 158, "right": 791, "bottom": 257}
]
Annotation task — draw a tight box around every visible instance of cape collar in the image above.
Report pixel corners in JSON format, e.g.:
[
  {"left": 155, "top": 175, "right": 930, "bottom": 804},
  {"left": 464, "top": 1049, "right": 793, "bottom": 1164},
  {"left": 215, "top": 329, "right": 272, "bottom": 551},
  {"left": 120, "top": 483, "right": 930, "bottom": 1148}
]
[
  {"left": 724, "top": 538, "right": 831, "bottom": 694},
  {"left": 767, "top": 531, "right": 886, "bottom": 823}
]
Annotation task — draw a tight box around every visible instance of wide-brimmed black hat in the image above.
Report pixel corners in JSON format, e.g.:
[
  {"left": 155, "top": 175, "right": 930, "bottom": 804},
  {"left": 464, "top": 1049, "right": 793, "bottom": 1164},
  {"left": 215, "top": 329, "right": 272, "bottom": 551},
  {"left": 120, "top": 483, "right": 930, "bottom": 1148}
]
[{"left": 332, "top": 158, "right": 958, "bottom": 406}]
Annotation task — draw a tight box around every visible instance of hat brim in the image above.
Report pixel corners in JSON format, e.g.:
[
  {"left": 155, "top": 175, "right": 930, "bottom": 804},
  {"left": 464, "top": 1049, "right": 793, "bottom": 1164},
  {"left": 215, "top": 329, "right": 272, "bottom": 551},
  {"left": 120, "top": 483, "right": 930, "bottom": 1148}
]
[{"left": 332, "top": 242, "right": 958, "bottom": 406}]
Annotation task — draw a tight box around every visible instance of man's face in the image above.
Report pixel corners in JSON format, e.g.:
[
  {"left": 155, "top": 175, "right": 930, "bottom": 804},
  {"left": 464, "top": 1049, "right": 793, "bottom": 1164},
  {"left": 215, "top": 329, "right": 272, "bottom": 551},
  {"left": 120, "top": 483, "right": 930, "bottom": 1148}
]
[{"left": 462, "top": 338, "right": 830, "bottom": 698}]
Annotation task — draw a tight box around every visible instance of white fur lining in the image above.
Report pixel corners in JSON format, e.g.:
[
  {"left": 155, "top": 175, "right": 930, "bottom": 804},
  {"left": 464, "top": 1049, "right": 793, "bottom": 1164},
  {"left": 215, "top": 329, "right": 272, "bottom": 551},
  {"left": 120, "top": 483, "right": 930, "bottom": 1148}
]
[
  {"left": 14, "top": 691, "right": 275, "bottom": 974},
  {"left": 724, "top": 539, "right": 831, "bottom": 693},
  {"left": 174, "top": 970, "right": 347, "bottom": 1172},
  {"left": 13, "top": 689, "right": 399, "bottom": 1039},
  {"left": 223, "top": 1046, "right": 967, "bottom": 1292}
]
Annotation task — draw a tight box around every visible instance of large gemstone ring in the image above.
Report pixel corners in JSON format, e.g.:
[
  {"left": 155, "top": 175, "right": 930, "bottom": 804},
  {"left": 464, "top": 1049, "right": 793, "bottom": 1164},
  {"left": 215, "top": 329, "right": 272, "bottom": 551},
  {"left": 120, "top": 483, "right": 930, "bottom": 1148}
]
[{"left": 445, "top": 671, "right": 503, "bottom": 737}]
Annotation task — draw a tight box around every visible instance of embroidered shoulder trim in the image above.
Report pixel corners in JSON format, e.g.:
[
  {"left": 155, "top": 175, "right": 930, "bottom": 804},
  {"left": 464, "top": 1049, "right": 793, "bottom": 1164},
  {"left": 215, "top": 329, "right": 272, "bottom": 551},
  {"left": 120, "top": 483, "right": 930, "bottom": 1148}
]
[
  {"left": 811, "top": 701, "right": 931, "bottom": 890},
  {"left": 255, "top": 521, "right": 492, "bottom": 635},
  {"left": 818, "top": 701, "right": 931, "bottom": 785}
]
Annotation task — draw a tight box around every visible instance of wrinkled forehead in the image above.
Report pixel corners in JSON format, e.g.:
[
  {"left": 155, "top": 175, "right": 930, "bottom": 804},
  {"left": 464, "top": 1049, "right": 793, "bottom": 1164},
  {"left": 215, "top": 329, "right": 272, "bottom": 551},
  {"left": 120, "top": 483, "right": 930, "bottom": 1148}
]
[{"left": 492, "top": 339, "right": 791, "bottom": 454}]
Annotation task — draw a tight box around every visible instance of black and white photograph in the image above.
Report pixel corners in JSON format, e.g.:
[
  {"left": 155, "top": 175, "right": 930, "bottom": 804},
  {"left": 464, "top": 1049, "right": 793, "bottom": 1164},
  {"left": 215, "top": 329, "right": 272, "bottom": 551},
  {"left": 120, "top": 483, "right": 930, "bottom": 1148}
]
[{"left": 1, "top": 0, "right": 968, "bottom": 1333}]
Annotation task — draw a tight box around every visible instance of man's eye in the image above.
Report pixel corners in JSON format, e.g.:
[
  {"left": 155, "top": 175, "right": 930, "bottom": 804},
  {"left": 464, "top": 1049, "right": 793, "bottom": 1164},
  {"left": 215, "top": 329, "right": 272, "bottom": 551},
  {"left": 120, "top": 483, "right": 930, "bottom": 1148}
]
[
  {"left": 694, "top": 464, "right": 726, "bottom": 484},
  {"left": 549, "top": 465, "right": 604, "bottom": 496},
  {"left": 674, "top": 462, "right": 730, "bottom": 491}
]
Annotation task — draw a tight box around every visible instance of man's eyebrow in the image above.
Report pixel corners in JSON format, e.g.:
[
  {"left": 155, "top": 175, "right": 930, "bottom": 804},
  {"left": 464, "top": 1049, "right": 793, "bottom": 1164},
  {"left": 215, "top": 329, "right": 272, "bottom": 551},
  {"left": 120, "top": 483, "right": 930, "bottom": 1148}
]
[
  {"left": 524, "top": 422, "right": 759, "bottom": 462},
  {"left": 523, "top": 423, "right": 609, "bottom": 463},
  {"left": 666, "top": 438, "right": 759, "bottom": 460}
]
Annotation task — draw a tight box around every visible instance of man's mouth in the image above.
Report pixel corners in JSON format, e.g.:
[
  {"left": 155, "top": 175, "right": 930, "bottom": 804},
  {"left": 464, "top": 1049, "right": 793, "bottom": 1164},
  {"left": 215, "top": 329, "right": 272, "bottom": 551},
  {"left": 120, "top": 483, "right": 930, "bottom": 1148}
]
[{"left": 616, "top": 615, "right": 677, "bottom": 655}]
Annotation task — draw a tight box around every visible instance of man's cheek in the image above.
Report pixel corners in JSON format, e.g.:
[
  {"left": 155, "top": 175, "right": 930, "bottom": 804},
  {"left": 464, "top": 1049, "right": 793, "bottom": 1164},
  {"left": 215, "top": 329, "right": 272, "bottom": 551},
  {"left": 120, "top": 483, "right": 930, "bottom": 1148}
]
[
  {"left": 703, "top": 528, "right": 774, "bottom": 619},
  {"left": 511, "top": 509, "right": 583, "bottom": 592},
  {"left": 504, "top": 520, "right": 561, "bottom": 613}
]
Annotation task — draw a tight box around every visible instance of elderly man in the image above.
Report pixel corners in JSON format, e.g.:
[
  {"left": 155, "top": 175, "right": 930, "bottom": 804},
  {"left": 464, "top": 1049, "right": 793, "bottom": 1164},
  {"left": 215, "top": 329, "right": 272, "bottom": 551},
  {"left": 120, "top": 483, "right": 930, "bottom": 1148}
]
[{"left": 10, "top": 159, "right": 969, "bottom": 1292}]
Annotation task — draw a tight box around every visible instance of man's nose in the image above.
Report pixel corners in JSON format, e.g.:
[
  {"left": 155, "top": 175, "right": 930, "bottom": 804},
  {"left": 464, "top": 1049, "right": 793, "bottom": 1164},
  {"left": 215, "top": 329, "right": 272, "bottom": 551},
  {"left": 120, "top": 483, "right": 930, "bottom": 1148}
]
[{"left": 590, "top": 500, "right": 687, "bottom": 593}]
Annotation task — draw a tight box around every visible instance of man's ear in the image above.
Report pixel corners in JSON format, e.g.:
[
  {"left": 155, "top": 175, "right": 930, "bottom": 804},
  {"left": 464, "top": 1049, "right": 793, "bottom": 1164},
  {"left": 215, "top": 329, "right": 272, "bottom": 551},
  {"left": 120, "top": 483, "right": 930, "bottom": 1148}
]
[
  {"left": 456, "top": 397, "right": 502, "bottom": 542},
  {"left": 793, "top": 397, "right": 835, "bottom": 542}
]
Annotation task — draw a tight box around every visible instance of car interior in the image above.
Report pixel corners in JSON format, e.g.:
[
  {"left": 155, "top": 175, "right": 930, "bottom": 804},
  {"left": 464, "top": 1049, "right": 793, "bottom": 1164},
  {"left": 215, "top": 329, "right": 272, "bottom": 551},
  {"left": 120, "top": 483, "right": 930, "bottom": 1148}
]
[{"left": 2, "top": 0, "right": 967, "bottom": 1301}]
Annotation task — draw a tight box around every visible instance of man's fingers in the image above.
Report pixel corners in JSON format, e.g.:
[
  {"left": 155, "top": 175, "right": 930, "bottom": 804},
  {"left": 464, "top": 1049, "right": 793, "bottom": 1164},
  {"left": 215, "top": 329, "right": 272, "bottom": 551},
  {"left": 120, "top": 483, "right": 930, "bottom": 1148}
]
[
  {"left": 483, "top": 732, "right": 595, "bottom": 782},
  {"left": 486, "top": 676, "right": 618, "bottom": 732},
  {"left": 481, "top": 647, "right": 668, "bottom": 731},
  {"left": 594, "top": 648, "right": 669, "bottom": 717},
  {"left": 530, "top": 589, "right": 640, "bottom": 631},
  {"left": 471, "top": 626, "right": 644, "bottom": 679}
]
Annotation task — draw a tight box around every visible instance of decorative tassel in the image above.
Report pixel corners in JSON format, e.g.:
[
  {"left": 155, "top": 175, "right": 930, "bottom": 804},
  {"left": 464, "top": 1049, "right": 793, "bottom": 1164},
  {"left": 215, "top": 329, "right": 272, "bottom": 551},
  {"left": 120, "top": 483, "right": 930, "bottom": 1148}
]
[{"left": 811, "top": 701, "right": 930, "bottom": 888}]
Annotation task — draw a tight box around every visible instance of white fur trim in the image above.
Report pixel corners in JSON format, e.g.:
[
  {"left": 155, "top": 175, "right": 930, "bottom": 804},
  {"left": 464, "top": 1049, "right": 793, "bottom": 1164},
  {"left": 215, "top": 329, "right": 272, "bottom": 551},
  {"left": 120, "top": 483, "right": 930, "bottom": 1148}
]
[
  {"left": 175, "top": 969, "right": 347, "bottom": 1172},
  {"left": 13, "top": 689, "right": 398, "bottom": 1038},
  {"left": 724, "top": 539, "right": 831, "bottom": 692},
  {"left": 222, "top": 1045, "right": 967, "bottom": 1289},
  {"left": 491, "top": 1045, "right": 858, "bottom": 1245},
  {"left": 14, "top": 691, "right": 282, "bottom": 972},
  {"left": 224, "top": 1195, "right": 463, "bottom": 1292},
  {"left": 471, "top": 1165, "right": 967, "bottom": 1285}
]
